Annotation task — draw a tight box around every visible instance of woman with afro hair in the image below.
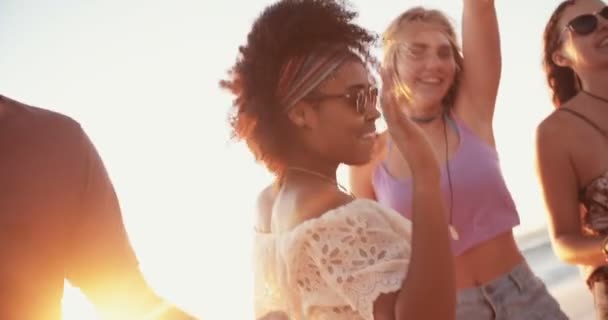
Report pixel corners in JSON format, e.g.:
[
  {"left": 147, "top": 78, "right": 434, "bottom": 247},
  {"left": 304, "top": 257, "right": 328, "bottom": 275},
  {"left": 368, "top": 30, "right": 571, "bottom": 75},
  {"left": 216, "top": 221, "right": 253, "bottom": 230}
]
[{"left": 221, "top": 1, "right": 456, "bottom": 319}]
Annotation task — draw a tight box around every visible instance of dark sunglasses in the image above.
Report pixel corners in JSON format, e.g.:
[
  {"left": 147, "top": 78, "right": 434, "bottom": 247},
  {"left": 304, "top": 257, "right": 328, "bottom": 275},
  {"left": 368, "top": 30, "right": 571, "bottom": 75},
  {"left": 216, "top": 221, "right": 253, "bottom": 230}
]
[
  {"left": 563, "top": 6, "right": 608, "bottom": 37},
  {"left": 304, "top": 86, "right": 378, "bottom": 114}
]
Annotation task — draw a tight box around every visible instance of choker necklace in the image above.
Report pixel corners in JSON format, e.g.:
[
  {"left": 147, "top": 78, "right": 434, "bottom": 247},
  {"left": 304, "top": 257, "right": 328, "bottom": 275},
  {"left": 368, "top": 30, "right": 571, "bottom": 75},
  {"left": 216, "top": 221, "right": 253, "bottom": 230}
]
[
  {"left": 410, "top": 114, "right": 440, "bottom": 124},
  {"left": 583, "top": 90, "right": 608, "bottom": 105},
  {"left": 285, "top": 167, "right": 355, "bottom": 199},
  {"left": 409, "top": 107, "right": 446, "bottom": 124}
]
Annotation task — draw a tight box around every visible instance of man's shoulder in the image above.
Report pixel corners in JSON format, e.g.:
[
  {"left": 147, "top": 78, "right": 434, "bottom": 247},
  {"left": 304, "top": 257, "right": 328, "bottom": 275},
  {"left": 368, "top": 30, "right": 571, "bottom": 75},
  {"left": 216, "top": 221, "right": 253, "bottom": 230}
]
[{"left": 1, "top": 95, "right": 85, "bottom": 138}]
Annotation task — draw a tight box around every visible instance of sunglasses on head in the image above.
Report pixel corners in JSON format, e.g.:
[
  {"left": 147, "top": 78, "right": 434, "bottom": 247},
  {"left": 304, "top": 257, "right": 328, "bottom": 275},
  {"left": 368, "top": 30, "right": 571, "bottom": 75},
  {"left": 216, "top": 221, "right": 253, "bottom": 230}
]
[
  {"left": 304, "top": 86, "right": 378, "bottom": 114},
  {"left": 563, "top": 6, "right": 608, "bottom": 37}
]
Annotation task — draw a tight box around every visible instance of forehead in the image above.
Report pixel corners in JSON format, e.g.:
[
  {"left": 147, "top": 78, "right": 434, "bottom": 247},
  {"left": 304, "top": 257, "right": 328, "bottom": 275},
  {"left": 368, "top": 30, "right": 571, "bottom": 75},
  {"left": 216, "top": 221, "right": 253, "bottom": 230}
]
[
  {"left": 558, "top": 0, "right": 605, "bottom": 29},
  {"left": 401, "top": 30, "right": 452, "bottom": 48},
  {"left": 319, "top": 59, "right": 371, "bottom": 91}
]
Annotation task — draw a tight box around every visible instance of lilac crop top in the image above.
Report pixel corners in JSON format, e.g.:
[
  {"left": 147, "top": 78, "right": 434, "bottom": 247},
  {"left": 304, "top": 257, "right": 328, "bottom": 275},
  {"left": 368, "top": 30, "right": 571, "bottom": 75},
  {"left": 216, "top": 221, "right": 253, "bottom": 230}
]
[{"left": 372, "top": 114, "right": 520, "bottom": 256}]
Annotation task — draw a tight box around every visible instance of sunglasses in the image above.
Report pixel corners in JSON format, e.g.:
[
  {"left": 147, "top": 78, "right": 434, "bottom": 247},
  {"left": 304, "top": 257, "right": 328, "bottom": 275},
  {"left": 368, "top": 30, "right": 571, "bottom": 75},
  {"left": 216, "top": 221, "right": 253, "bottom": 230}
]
[
  {"left": 304, "top": 86, "right": 378, "bottom": 114},
  {"left": 562, "top": 6, "right": 608, "bottom": 37}
]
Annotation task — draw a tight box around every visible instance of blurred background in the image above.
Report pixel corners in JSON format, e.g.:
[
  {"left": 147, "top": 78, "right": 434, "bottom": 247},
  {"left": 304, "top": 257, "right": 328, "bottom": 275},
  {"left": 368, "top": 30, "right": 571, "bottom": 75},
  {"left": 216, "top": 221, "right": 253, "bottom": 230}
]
[{"left": 0, "top": 0, "right": 593, "bottom": 318}]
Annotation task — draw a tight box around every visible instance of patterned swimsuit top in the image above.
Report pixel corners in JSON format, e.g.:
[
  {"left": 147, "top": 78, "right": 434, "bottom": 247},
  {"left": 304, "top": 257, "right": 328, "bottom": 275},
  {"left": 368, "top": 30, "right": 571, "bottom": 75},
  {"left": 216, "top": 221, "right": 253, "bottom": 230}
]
[{"left": 559, "top": 108, "right": 608, "bottom": 236}]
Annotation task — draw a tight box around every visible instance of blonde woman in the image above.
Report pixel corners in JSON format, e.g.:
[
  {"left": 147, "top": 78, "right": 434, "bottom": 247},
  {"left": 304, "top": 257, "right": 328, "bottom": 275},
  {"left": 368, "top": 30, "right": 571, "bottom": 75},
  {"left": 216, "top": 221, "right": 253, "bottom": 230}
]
[{"left": 350, "top": 4, "right": 566, "bottom": 319}]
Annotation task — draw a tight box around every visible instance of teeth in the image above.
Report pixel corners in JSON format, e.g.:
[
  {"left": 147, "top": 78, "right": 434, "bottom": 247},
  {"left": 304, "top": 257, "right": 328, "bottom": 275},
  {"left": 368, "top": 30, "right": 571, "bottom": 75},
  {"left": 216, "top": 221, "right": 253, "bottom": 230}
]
[
  {"left": 419, "top": 77, "right": 441, "bottom": 84},
  {"left": 361, "top": 133, "right": 377, "bottom": 139}
]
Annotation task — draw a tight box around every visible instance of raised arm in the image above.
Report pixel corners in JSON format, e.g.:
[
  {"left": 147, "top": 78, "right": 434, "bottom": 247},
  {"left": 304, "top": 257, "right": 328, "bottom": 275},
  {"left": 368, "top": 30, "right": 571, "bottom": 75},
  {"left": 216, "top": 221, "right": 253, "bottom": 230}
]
[
  {"left": 536, "top": 118, "right": 606, "bottom": 267},
  {"left": 456, "top": 0, "right": 502, "bottom": 128},
  {"left": 375, "top": 71, "right": 456, "bottom": 320},
  {"left": 65, "top": 128, "right": 196, "bottom": 320}
]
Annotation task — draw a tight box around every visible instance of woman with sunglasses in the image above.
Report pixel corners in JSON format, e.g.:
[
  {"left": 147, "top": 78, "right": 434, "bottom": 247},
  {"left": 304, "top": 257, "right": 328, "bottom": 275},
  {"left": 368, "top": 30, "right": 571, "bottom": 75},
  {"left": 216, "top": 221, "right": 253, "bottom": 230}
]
[
  {"left": 350, "top": 3, "right": 567, "bottom": 319},
  {"left": 537, "top": 0, "right": 608, "bottom": 318},
  {"left": 222, "top": 0, "right": 456, "bottom": 319}
]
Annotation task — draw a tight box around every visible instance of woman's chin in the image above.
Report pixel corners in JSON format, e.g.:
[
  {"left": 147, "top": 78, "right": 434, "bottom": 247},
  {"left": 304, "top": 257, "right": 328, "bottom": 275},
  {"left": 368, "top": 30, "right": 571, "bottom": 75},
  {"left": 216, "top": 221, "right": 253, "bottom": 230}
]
[
  {"left": 411, "top": 101, "right": 445, "bottom": 115},
  {"left": 343, "top": 157, "right": 372, "bottom": 167},
  {"left": 412, "top": 91, "right": 448, "bottom": 108},
  {"left": 343, "top": 150, "right": 374, "bottom": 167}
]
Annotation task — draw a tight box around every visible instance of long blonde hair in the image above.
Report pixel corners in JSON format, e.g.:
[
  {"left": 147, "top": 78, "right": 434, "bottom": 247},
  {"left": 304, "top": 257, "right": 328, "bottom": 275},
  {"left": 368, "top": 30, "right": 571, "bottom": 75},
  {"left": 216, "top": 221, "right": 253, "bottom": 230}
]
[{"left": 383, "top": 7, "right": 463, "bottom": 109}]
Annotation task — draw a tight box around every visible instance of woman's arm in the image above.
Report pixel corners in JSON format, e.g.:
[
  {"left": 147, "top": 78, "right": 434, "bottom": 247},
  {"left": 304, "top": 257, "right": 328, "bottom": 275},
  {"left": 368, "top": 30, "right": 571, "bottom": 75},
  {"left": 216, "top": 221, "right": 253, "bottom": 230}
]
[
  {"left": 536, "top": 118, "right": 606, "bottom": 267},
  {"left": 392, "top": 120, "right": 456, "bottom": 320},
  {"left": 373, "top": 72, "right": 456, "bottom": 320},
  {"left": 67, "top": 129, "right": 195, "bottom": 319},
  {"left": 456, "top": 0, "right": 501, "bottom": 133}
]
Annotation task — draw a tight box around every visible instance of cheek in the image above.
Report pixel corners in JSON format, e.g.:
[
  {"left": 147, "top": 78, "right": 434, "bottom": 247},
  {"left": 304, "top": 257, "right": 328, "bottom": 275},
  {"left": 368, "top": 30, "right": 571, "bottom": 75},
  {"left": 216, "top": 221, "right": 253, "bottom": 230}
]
[
  {"left": 446, "top": 63, "right": 458, "bottom": 84},
  {"left": 566, "top": 41, "right": 584, "bottom": 61},
  {"left": 320, "top": 117, "right": 359, "bottom": 147},
  {"left": 566, "top": 39, "right": 595, "bottom": 64},
  {"left": 315, "top": 114, "right": 349, "bottom": 141},
  {"left": 395, "top": 61, "right": 421, "bottom": 84},
  {"left": 440, "top": 58, "right": 457, "bottom": 75}
]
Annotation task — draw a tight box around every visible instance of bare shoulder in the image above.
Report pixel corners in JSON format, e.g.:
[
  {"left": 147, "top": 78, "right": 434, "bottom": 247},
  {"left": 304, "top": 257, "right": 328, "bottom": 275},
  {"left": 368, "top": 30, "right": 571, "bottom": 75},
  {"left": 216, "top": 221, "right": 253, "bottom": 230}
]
[
  {"left": 537, "top": 112, "right": 559, "bottom": 137},
  {"left": 536, "top": 107, "right": 571, "bottom": 145},
  {"left": 535, "top": 106, "right": 580, "bottom": 165},
  {"left": 289, "top": 184, "right": 354, "bottom": 230},
  {"left": 255, "top": 183, "right": 277, "bottom": 233}
]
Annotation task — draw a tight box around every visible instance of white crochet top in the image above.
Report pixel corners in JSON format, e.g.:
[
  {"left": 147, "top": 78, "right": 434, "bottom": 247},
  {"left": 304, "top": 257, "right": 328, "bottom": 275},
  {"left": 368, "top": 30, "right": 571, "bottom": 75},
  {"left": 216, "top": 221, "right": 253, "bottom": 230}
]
[{"left": 253, "top": 199, "right": 413, "bottom": 320}]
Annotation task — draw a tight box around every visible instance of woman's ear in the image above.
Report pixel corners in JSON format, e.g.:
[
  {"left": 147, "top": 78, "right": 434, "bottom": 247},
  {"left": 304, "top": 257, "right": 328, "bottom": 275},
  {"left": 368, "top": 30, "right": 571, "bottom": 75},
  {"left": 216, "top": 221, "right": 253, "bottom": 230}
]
[
  {"left": 552, "top": 49, "right": 572, "bottom": 68},
  {"left": 287, "top": 104, "right": 311, "bottom": 129}
]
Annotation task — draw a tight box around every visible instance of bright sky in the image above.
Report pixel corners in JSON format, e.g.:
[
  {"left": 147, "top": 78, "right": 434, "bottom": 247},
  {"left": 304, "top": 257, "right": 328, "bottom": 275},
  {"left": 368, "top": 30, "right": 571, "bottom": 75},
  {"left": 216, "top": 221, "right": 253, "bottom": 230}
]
[{"left": 0, "top": 0, "right": 567, "bottom": 319}]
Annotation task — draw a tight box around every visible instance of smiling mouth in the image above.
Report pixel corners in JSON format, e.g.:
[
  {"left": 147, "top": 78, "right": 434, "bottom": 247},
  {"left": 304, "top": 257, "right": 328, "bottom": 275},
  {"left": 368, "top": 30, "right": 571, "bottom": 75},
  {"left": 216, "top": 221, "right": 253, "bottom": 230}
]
[
  {"left": 360, "top": 132, "right": 377, "bottom": 140},
  {"left": 417, "top": 77, "right": 443, "bottom": 85}
]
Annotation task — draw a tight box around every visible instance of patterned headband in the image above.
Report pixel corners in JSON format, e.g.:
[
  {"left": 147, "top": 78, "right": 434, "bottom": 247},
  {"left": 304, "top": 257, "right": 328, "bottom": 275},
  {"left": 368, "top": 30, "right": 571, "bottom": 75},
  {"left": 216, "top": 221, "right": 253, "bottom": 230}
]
[{"left": 276, "top": 45, "right": 353, "bottom": 112}]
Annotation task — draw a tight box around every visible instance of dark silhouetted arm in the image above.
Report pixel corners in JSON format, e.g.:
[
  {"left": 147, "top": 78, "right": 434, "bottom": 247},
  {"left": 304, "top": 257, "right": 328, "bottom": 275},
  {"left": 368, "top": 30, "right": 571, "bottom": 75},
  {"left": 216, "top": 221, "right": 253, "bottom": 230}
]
[{"left": 65, "top": 128, "right": 196, "bottom": 320}]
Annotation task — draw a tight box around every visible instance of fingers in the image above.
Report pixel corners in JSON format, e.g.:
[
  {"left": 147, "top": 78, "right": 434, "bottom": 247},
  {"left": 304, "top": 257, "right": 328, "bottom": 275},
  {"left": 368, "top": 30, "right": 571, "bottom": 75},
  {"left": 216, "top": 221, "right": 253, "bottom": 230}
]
[{"left": 380, "top": 67, "right": 410, "bottom": 128}]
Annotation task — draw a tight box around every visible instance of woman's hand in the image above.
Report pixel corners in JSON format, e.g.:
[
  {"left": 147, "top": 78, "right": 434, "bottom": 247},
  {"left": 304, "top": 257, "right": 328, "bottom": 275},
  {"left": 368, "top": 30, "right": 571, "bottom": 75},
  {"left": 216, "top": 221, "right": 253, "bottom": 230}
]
[
  {"left": 379, "top": 68, "right": 440, "bottom": 178},
  {"left": 379, "top": 67, "right": 420, "bottom": 142}
]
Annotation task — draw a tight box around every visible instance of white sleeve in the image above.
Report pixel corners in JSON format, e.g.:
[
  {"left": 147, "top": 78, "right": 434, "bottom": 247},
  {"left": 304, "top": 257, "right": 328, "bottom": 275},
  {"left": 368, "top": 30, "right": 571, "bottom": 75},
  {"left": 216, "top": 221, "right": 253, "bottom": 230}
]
[{"left": 290, "top": 201, "right": 412, "bottom": 320}]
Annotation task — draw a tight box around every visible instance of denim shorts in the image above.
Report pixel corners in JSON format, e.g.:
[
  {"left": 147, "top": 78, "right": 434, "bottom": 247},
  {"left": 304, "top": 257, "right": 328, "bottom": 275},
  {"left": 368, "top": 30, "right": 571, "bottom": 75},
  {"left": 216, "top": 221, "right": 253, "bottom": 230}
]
[
  {"left": 456, "top": 263, "right": 568, "bottom": 320},
  {"left": 588, "top": 266, "right": 608, "bottom": 319}
]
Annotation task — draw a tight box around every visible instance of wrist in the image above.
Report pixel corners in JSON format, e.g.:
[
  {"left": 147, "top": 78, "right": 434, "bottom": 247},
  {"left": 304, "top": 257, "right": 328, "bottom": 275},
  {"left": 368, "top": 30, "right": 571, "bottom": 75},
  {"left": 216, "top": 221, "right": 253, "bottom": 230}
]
[
  {"left": 408, "top": 154, "right": 441, "bottom": 180},
  {"left": 411, "top": 170, "right": 441, "bottom": 190}
]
